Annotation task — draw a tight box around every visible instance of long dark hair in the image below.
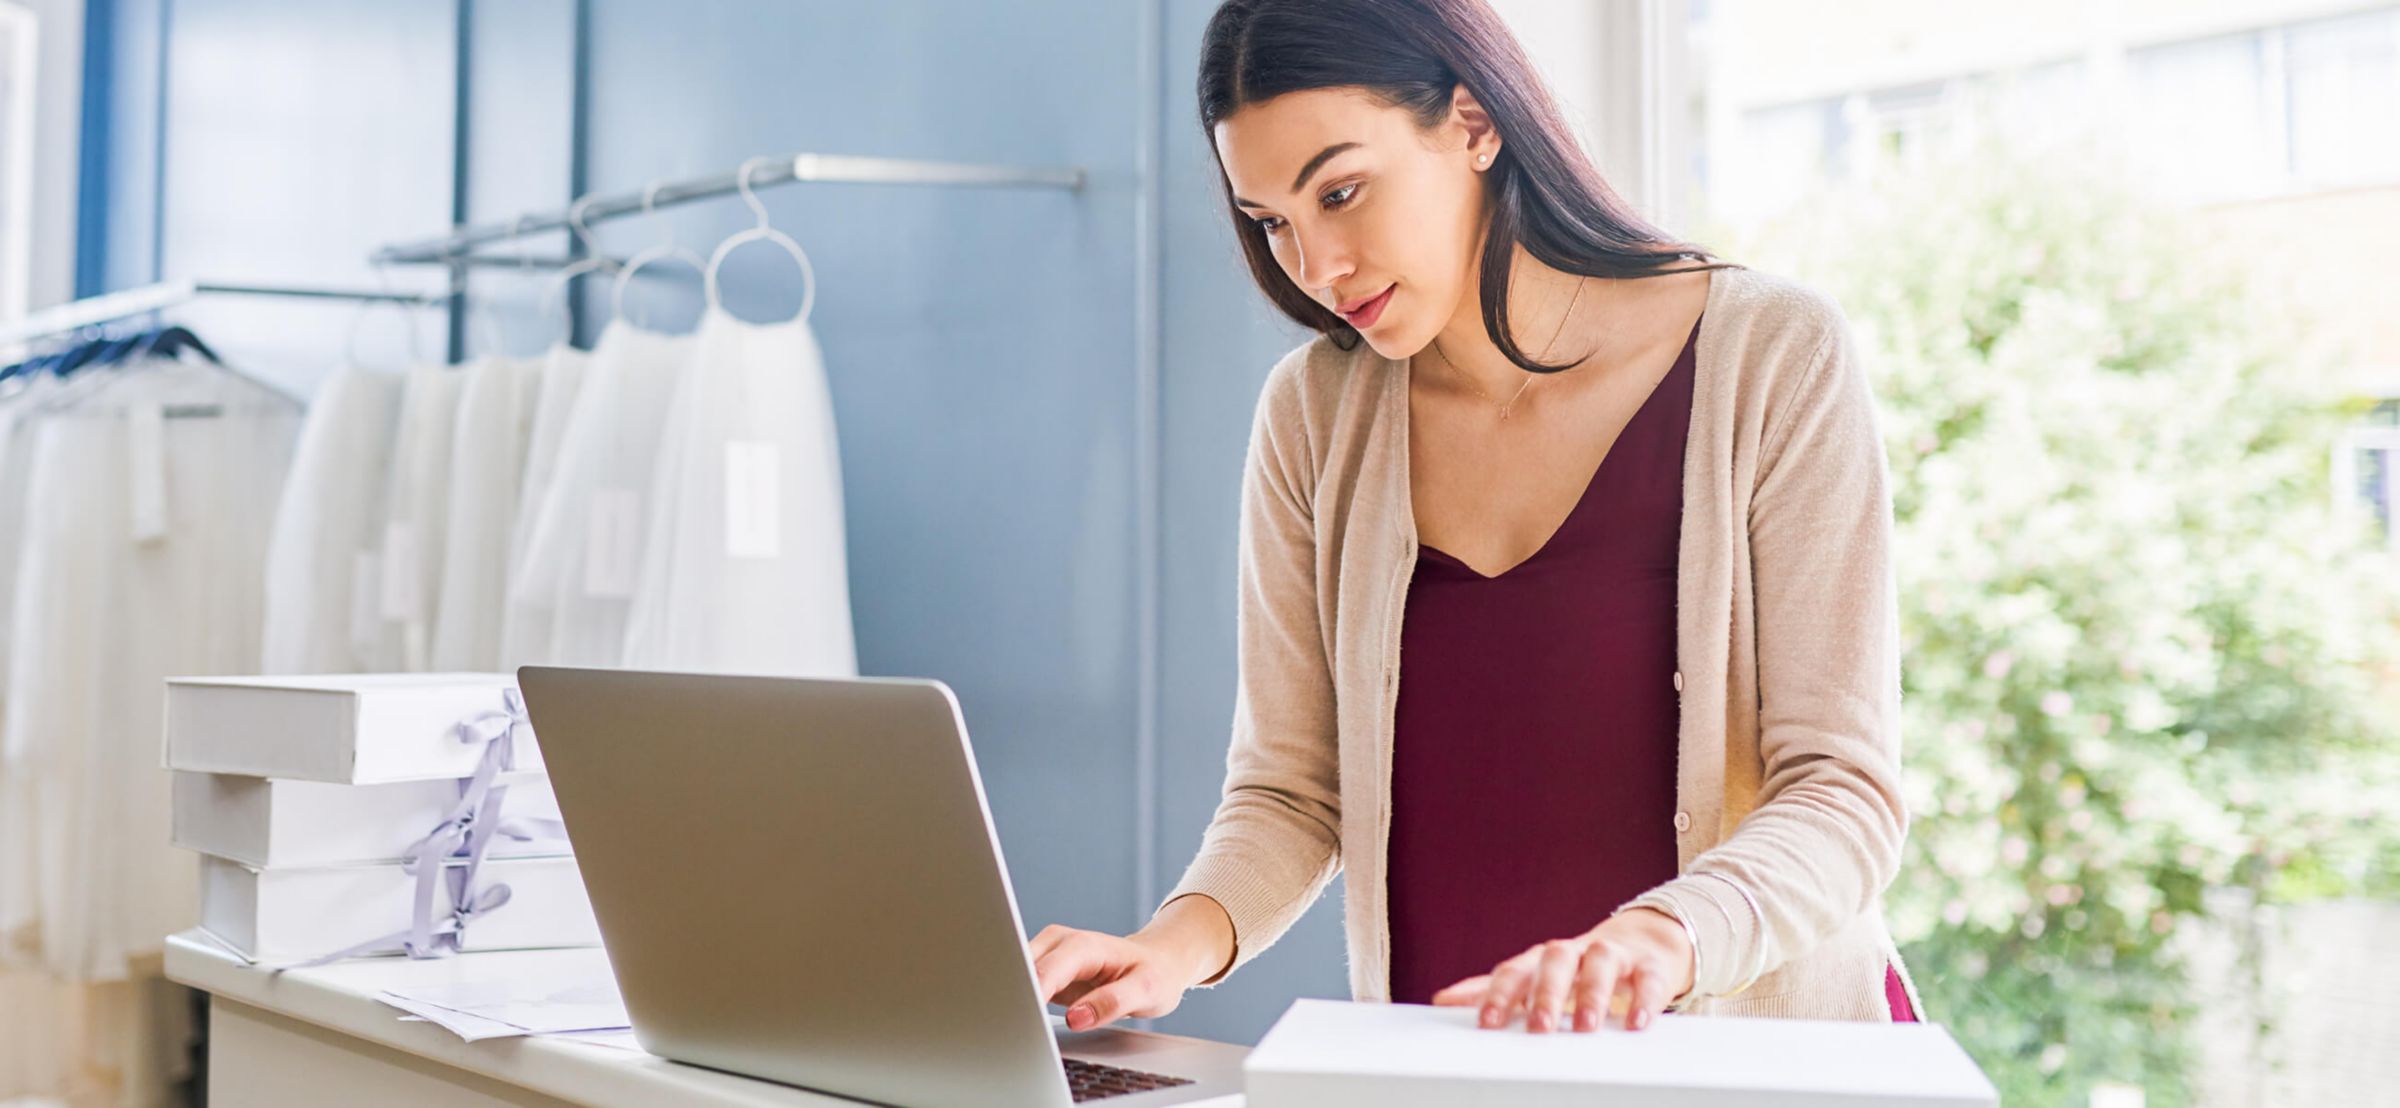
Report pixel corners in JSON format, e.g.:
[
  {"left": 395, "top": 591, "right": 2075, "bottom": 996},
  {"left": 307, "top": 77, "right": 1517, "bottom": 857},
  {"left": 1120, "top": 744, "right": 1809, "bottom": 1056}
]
[{"left": 1197, "top": 0, "right": 1745, "bottom": 373}]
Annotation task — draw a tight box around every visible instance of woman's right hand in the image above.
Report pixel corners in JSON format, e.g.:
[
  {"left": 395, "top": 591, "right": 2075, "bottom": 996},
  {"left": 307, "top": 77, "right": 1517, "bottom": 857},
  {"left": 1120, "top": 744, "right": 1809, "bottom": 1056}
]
[{"left": 1030, "top": 896, "right": 1234, "bottom": 1032}]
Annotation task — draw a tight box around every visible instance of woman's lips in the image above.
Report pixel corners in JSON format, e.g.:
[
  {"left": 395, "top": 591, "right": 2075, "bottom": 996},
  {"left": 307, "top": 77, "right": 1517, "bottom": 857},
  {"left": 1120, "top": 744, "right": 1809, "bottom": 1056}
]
[{"left": 1340, "top": 284, "right": 1396, "bottom": 328}]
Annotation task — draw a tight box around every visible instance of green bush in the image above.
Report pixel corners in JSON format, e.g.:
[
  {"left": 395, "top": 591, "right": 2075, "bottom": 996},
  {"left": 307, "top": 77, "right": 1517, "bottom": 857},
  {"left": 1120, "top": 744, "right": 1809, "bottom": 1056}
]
[{"left": 1724, "top": 147, "right": 2400, "bottom": 1106}]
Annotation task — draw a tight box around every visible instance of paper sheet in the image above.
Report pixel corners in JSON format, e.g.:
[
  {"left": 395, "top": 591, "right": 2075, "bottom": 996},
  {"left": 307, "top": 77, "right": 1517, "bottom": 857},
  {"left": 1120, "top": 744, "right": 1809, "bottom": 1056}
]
[{"left": 376, "top": 961, "right": 630, "bottom": 1042}]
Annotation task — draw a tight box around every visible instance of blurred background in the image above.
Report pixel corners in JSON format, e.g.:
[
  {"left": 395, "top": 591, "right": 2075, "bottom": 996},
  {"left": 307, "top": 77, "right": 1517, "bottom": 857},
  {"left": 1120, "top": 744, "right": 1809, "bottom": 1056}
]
[{"left": 1, "top": 2, "right": 2395, "bottom": 1106}]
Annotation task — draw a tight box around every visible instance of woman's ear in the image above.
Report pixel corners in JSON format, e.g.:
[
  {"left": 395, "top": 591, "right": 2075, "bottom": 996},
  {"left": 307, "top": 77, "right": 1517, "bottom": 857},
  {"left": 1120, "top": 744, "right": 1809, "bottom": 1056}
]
[{"left": 1449, "top": 83, "right": 1502, "bottom": 170}]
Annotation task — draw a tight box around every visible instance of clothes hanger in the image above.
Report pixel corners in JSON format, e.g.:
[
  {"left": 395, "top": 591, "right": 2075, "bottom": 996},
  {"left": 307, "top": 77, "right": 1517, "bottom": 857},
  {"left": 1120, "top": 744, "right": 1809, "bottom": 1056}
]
[
  {"left": 343, "top": 262, "right": 436, "bottom": 370},
  {"left": 130, "top": 325, "right": 223, "bottom": 366},
  {"left": 702, "top": 155, "right": 819, "bottom": 326},
  {"left": 608, "top": 179, "right": 707, "bottom": 333},
  {"left": 539, "top": 194, "right": 619, "bottom": 347},
  {"left": 461, "top": 216, "right": 536, "bottom": 363},
  {"left": 53, "top": 329, "right": 137, "bottom": 376}
]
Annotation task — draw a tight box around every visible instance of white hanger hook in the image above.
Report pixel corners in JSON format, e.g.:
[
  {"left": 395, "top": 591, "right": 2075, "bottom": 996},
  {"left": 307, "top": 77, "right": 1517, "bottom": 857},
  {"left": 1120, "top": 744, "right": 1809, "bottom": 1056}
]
[
  {"left": 702, "top": 205, "right": 817, "bottom": 327},
  {"left": 514, "top": 214, "right": 539, "bottom": 277},
  {"left": 566, "top": 193, "right": 605, "bottom": 256},
  {"left": 345, "top": 262, "right": 429, "bottom": 368},
  {"left": 543, "top": 256, "right": 610, "bottom": 345},
  {"left": 610, "top": 178, "right": 703, "bottom": 331},
  {"left": 462, "top": 222, "right": 533, "bottom": 360},
  {"left": 543, "top": 196, "right": 619, "bottom": 347},
  {"left": 735, "top": 155, "right": 778, "bottom": 231},
  {"left": 643, "top": 179, "right": 671, "bottom": 240}
]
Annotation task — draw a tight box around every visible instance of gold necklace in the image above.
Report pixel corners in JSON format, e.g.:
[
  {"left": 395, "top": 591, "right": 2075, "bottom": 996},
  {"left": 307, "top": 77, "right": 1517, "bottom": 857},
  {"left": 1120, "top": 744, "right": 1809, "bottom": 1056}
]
[{"left": 1431, "top": 274, "right": 1589, "bottom": 420}]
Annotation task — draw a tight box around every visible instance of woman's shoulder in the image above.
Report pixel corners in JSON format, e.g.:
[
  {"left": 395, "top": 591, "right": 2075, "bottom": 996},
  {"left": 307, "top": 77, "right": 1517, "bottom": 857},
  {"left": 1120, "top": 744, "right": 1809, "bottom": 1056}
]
[
  {"left": 1700, "top": 264, "right": 1874, "bottom": 442},
  {"left": 1705, "top": 263, "right": 1851, "bottom": 369},
  {"left": 1251, "top": 330, "right": 1390, "bottom": 439}
]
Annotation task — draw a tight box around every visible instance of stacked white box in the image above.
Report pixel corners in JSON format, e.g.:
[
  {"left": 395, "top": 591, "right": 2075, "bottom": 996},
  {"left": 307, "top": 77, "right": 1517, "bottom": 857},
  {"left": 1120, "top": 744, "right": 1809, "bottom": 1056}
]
[
  {"left": 164, "top": 673, "right": 599, "bottom": 965},
  {"left": 170, "top": 770, "right": 566, "bottom": 867},
  {"left": 165, "top": 673, "right": 546, "bottom": 783},
  {"left": 196, "top": 854, "right": 600, "bottom": 964},
  {"left": 1242, "top": 999, "right": 2000, "bottom": 1107}
]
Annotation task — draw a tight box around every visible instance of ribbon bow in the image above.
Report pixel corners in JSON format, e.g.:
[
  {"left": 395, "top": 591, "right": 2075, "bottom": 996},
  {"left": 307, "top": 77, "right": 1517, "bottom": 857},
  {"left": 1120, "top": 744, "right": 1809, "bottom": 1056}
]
[{"left": 276, "top": 688, "right": 562, "bottom": 971}]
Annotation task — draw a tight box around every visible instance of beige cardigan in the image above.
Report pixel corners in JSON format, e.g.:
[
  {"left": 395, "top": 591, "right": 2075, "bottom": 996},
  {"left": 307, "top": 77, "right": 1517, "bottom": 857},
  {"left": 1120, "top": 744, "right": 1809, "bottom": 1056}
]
[{"left": 1159, "top": 264, "right": 1927, "bottom": 1021}]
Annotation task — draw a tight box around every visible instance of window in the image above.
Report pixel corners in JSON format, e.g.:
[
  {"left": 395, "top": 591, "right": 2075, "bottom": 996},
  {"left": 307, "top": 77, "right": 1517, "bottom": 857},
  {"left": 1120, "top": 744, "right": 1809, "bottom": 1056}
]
[
  {"left": 2126, "top": 28, "right": 2282, "bottom": 203},
  {"left": 2339, "top": 399, "right": 2400, "bottom": 547},
  {"left": 2286, "top": 7, "right": 2400, "bottom": 188},
  {"left": 1722, "top": 96, "right": 1846, "bottom": 227}
]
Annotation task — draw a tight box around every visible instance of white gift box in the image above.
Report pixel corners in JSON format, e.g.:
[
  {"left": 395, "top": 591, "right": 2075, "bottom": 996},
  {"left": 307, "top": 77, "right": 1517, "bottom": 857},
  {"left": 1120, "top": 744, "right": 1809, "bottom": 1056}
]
[
  {"left": 197, "top": 853, "right": 602, "bottom": 965},
  {"left": 1243, "top": 999, "right": 1998, "bottom": 1108},
  {"left": 165, "top": 673, "right": 542, "bottom": 783},
  {"left": 172, "top": 770, "right": 569, "bottom": 868}
]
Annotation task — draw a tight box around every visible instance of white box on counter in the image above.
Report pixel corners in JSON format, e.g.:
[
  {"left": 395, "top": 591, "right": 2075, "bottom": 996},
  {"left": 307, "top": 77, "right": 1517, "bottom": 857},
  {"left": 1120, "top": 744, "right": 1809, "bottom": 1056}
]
[
  {"left": 197, "top": 853, "right": 601, "bottom": 965},
  {"left": 172, "top": 770, "right": 569, "bottom": 868},
  {"left": 165, "top": 673, "right": 542, "bottom": 783},
  {"left": 1243, "top": 998, "right": 1998, "bottom": 1108}
]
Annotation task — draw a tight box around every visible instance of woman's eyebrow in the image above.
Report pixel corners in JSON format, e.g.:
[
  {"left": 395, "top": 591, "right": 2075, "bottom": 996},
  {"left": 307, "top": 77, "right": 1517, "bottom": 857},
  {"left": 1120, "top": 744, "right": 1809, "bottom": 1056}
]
[{"left": 1233, "top": 142, "right": 1362, "bottom": 209}]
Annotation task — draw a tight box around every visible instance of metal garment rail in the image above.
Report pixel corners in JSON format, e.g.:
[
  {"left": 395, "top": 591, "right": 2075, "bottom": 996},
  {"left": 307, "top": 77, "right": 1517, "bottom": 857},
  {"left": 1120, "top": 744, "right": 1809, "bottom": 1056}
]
[
  {"left": 370, "top": 151, "right": 1089, "bottom": 266},
  {"left": 0, "top": 278, "right": 448, "bottom": 349}
]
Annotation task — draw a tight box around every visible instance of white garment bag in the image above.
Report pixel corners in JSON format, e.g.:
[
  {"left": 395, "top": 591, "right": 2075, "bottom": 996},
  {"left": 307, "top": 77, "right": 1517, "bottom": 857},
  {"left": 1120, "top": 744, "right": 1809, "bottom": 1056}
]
[
  {"left": 506, "top": 320, "right": 692, "bottom": 667},
  {"left": 258, "top": 366, "right": 405, "bottom": 674},
  {"left": 377, "top": 363, "right": 466, "bottom": 672},
  {"left": 622, "top": 304, "right": 856, "bottom": 676},
  {"left": 429, "top": 354, "right": 544, "bottom": 671},
  {"left": 497, "top": 342, "right": 589, "bottom": 670}
]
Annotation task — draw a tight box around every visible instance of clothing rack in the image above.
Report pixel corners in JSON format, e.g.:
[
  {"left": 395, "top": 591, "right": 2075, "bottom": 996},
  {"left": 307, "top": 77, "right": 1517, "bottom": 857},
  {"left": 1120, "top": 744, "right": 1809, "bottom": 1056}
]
[
  {"left": 0, "top": 278, "right": 447, "bottom": 351},
  {"left": 371, "top": 151, "right": 1088, "bottom": 266}
]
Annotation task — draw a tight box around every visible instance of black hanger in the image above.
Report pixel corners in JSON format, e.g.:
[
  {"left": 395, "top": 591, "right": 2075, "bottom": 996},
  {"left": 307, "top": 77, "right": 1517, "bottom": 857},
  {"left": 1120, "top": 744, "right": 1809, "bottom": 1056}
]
[{"left": 140, "top": 325, "right": 223, "bottom": 365}]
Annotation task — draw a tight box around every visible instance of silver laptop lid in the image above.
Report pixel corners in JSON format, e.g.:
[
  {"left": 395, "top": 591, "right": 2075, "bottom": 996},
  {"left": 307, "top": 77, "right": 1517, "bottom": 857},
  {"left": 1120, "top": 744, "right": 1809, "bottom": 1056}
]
[{"left": 516, "top": 667, "right": 1076, "bottom": 1107}]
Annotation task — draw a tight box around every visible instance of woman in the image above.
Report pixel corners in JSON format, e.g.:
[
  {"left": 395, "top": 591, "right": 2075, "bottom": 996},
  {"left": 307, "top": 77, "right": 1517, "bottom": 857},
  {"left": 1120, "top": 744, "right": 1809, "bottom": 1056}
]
[{"left": 1031, "top": 0, "right": 1925, "bottom": 1036}]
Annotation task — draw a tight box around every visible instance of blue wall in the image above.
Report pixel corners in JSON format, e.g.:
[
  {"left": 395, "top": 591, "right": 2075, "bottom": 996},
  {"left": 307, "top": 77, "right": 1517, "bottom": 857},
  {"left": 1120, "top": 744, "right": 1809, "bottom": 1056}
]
[{"left": 83, "top": 0, "right": 1341, "bottom": 1045}]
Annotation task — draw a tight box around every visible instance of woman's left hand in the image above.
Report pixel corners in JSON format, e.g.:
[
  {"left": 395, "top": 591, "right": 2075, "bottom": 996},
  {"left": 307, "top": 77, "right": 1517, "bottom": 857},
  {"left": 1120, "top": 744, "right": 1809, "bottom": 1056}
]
[{"left": 1429, "top": 907, "right": 1694, "bottom": 1032}]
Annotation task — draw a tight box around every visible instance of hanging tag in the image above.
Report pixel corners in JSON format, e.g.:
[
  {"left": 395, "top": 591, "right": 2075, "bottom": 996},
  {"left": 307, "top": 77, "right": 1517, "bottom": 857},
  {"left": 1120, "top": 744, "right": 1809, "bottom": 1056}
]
[
  {"left": 724, "top": 440, "right": 782, "bottom": 560},
  {"left": 380, "top": 522, "right": 419, "bottom": 621},
  {"left": 582, "top": 489, "right": 642, "bottom": 598},
  {"left": 127, "top": 403, "right": 168, "bottom": 545}
]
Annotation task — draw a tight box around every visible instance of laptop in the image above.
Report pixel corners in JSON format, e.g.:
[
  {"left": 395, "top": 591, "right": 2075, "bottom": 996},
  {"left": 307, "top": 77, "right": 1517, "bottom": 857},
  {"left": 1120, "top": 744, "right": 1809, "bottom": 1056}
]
[{"left": 515, "top": 666, "right": 1250, "bottom": 1107}]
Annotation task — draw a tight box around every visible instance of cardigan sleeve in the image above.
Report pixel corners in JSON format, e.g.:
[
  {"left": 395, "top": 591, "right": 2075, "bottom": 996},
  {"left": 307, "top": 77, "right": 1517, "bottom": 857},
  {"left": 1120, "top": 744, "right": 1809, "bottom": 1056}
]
[
  {"left": 1622, "top": 302, "right": 1910, "bottom": 999},
  {"left": 1155, "top": 347, "right": 1343, "bottom": 987}
]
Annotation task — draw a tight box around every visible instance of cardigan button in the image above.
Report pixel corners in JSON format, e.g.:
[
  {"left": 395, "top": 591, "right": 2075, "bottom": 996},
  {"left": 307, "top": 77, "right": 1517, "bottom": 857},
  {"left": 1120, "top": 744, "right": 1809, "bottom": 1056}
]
[
  {"left": 1673, "top": 811, "right": 1693, "bottom": 833},
  {"left": 1671, "top": 670, "right": 1684, "bottom": 692}
]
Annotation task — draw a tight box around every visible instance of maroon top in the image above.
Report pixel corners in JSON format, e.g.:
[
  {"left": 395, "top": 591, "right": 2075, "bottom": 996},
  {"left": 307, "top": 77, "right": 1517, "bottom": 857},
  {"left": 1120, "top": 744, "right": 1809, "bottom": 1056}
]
[{"left": 1386, "top": 315, "right": 1915, "bottom": 1022}]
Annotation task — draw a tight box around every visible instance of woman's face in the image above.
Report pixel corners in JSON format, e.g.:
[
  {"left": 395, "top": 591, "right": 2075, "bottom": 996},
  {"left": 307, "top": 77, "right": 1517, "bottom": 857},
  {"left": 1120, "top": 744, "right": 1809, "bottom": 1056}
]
[{"left": 1214, "top": 86, "right": 1499, "bottom": 359}]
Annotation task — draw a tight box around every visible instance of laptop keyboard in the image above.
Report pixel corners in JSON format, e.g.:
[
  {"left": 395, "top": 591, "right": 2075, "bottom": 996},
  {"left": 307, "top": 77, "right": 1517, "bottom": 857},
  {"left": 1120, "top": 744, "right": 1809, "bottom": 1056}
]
[{"left": 1063, "top": 1056, "right": 1195, "bottom": 1101}]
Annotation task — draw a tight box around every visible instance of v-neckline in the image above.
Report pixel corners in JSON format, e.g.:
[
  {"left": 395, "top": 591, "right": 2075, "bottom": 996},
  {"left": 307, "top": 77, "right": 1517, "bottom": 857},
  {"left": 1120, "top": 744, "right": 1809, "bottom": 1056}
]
[{"left": 1411, "top": 311, "right": 1704, "bottom": 582}]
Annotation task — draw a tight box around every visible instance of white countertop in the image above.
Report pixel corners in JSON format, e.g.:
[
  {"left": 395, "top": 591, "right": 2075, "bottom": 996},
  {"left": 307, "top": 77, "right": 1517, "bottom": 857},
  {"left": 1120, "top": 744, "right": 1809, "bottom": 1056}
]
[{"left": 164, "top": 929, "right": 884, "bottom": 1106}]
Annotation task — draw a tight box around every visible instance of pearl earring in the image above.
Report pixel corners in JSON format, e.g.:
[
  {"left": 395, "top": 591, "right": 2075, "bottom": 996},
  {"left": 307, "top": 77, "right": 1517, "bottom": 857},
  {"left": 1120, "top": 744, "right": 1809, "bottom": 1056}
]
[{"left": 1476, "top": 154, "right": 1489, "bottom": 166}]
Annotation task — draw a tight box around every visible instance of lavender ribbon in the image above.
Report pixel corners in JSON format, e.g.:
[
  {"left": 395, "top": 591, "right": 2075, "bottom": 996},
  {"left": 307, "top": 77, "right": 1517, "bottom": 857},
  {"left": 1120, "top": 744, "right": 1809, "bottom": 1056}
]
[{"left": 274, "top": 689, "right": 556, "bottom": 972}]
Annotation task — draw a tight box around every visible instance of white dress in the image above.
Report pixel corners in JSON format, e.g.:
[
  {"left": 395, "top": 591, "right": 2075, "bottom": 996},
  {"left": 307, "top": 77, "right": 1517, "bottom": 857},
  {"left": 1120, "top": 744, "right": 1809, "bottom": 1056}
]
[
  {"left": 507, "top": 321, "right": 692, "bottom": 668},
  {"left": 258, "top": 365, "right": 405, "bottom": 674},
  {"left": 377, "top": 363, "right": 466, "bottom": 672},
  {"left": 0, "top": 373, "right": 61, "bottom": 948},
  {"left": 429, "top": 354, "right": 544, "bottom": 671},
  {"left": 497, "top": 342, "right": 589, "bottom": 669},
  {"left": 3, "top": 357, "right": 297, "bottom": 979},
  {"left": 623, "top": 305, "right": 857, "bottom": 676},
  {"left": 0, "top": 377, "right": 70, "bottom": 1104}
]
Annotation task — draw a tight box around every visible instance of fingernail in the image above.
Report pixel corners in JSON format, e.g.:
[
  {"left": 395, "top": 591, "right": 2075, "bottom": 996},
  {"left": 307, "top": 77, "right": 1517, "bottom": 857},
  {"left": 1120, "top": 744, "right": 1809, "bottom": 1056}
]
[
  {"left": 1480, "top": 1006, "right": 1500, "bottom": 1028},
  {"left": 1530, "top": 1009, "right": 1552, "bottom": 1032},
  {"left": 1635, "top": 1008, "right": 1652, "bottom": 1030},
  {"left": 1069, "top": 1005, "right": 1092, "bottom": 1029},
  {"left": 1574, "top": 1008, "right": 1595, "bottom": 1031}
]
